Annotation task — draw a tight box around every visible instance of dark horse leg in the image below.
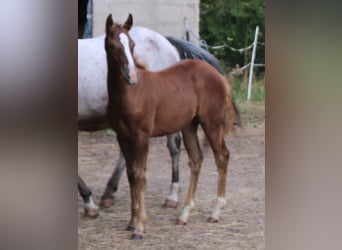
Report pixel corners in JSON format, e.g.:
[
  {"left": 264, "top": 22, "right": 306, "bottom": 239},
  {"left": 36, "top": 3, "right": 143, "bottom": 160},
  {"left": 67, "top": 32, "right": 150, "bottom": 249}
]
[
  {"left": 100, "top": 132, "right": 181, "bottom": 208},
  {"left": 163, "top": 132, "right": 181, "bottom": 208},
  {"left": 78, "top": 175, "right": 99, "bottom": 218},
  {"left": 99, "top": 151, "right": 126, "bottom": 208}
]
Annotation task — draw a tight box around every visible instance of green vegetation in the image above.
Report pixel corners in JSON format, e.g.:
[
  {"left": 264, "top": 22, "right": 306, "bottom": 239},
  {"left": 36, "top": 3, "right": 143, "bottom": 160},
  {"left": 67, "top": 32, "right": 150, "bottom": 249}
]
[
  {"left": 200, "top": 0, "right": 265, "bottom": 103},
  {"left": 104, "top": 128, "right": 115, "bottom": 136},
  {"left": 229, "top": 74, "right": 265, "bottom": 103},
  {"left": 200, "top": 0, "right": 265, "bottom": 76}
]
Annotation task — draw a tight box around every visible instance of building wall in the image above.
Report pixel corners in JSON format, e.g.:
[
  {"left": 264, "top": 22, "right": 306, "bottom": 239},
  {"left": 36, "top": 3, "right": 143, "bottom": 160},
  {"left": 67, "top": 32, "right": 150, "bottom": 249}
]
[{"left": 92, "top": 0, "right": 199, "bottom": 41}]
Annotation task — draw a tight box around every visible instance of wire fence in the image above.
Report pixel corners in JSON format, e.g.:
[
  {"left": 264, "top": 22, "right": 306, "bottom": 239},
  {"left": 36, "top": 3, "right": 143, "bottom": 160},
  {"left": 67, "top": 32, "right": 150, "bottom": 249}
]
[{"left": 183, "top": 17, "right": 265, "bottom": 101}]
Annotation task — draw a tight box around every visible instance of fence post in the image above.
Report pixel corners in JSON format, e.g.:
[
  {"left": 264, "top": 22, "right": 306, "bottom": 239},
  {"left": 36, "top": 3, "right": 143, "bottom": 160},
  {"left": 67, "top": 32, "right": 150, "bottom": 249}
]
[
  {"left": 184, "top": 17, "right": 190, "bottom": 41},
  {"left": 247, "top": 26, "right": 259, "bottom": 101}
]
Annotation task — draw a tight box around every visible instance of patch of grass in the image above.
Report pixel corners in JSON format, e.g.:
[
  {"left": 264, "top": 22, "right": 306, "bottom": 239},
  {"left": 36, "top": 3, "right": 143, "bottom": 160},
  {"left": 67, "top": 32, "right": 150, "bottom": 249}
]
[
  {"left": 229, "top": 75, "right": 265, "bottom": 104},
  {"left": 104, "top": 128, "right": 115, "bottom": 136}
]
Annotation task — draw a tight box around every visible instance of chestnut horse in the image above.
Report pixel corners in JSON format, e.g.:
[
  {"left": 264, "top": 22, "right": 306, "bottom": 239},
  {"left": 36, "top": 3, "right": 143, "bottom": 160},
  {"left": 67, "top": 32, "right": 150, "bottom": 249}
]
[
  {"left": 78, "top": 23, "right": 241, "bottom": 218},
  {"left": 105, "top": 14, "right": 234, "bottom": 239}
]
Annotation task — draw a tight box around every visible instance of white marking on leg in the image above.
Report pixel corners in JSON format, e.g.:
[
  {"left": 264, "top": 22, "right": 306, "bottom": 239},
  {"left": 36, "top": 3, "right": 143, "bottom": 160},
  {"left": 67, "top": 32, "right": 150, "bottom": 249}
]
[
  {"left": 85, "top": 195, "right": 98, "bottom": 210},
  {"left": 178, "top": 200, "right": 195, "bottom": 222},
  {"left": 166, "top": 183, "right": 179, "bottom": 202},
  {"left": 210, "top": 197, "right": 226, "bottom": 221},
  {"left": 119, "top": 33, "right": 139, "bottom": 84}
]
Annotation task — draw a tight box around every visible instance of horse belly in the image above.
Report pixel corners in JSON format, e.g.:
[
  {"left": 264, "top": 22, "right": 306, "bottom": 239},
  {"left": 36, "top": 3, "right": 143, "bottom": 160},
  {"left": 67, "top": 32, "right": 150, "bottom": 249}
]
[
  {"left": 152, "top": 98, "right": 196, "bottom": 137},
  {"left": 78, "top": 83, "right": 107, "bottom": 118}
]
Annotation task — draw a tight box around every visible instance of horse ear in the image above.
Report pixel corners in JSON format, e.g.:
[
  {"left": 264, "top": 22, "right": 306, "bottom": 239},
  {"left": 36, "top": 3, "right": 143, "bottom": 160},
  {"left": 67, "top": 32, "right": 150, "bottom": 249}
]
[
  {"left": 106, "top": 14, "right": 114, "bottom": 34},
  {"left": 124, "top": 13, "right": 133, "bottom": 30}
]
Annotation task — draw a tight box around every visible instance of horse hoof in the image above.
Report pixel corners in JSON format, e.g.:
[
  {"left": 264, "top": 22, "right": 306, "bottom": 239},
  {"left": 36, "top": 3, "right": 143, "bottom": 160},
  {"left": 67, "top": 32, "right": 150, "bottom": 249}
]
[
  {"left": 207, "top": 216, "right": 218, "bottom": 223},
  {"left": 99, "top": 198, "right": 115, "bottom": 209},
  {"left": 175, "top": 219, "right": 187, "bottom": 225},
  {"left": 131, "top": 233, "right": 143, "bottom": 240},
  {"left": 163, "top": 199, "right": 178, "bottom": 208},
  {"left": 126, "top": 225, "right": 135, "bottom": 232},
  {"left": 83, "top": 208, "right": 99, "bottom": 218}
]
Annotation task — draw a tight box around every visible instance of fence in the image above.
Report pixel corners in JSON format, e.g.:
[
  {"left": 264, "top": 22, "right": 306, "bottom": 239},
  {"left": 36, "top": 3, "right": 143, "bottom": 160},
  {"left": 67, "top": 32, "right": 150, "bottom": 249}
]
[{"left": 183, "top": 18, "right": 265, "bottom": 101}]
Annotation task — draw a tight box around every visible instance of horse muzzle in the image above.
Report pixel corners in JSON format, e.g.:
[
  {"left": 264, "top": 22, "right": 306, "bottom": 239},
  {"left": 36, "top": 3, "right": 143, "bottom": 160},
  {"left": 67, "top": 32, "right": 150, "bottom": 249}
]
[{"left": 123, "top": 68, "right": 138, "bottom": 85}]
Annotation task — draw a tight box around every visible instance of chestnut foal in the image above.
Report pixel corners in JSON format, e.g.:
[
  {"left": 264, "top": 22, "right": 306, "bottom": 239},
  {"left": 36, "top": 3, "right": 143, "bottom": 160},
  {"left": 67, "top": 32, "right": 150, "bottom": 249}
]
[{"left": 105, "top": 14, "right": 234, "bottom": 239}]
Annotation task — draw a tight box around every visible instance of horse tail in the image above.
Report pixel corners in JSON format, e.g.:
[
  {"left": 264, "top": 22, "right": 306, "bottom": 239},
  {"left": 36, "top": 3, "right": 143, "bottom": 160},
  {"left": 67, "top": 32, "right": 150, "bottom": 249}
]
[
  {"left": 232, "top": 98, "right": 242, "bottom": 128},
  {"left": 200, "top": 75, "right": 235, "bottom": 152},
  {"left": 222, "top": 76, "right": 236, "bottom": 135}
]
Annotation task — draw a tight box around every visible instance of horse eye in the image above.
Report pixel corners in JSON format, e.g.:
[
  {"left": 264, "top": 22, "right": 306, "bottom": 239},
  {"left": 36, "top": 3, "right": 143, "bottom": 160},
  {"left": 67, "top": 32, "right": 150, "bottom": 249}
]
[{"left": 109, "top": 44, "right": 115, "bottom": 50}]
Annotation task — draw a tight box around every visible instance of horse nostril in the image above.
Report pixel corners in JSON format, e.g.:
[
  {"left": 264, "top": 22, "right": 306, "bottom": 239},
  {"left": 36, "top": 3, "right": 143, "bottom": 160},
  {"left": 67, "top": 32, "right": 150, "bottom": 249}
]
[
  {"left": 124, "top": 69, "right": 129, "bottom": 77},
  {"left": 123, "top": 69, "right": 130, "bottom": 81}
]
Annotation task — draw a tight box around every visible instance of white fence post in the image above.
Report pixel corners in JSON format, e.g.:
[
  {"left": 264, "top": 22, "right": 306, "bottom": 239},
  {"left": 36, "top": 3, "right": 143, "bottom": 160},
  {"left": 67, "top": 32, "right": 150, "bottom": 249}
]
[{"left": 247, "top": 26, "right": 259, "bottom": 101}]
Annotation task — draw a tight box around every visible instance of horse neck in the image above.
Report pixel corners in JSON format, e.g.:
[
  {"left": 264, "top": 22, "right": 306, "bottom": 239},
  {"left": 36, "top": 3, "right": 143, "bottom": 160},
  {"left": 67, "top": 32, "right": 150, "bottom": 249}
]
[
  {"left": 106, "top": 60, "right": 133, "bottom": 100},
  {"left": 107, "top": 66, "right": 124, "bottom": 89}
]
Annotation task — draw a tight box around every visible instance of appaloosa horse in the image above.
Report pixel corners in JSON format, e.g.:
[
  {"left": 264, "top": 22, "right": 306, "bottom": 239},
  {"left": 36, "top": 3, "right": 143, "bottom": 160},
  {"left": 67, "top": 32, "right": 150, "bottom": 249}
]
[{"left": 105, "top": 14, "right": 234, "bottom": 239}]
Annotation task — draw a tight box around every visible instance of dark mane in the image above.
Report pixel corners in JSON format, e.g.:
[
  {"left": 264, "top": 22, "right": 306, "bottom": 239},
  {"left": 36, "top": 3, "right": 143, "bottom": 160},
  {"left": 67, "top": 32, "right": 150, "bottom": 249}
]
[{"left": 166, "top": 36, "right": 223, "bottom": 74}]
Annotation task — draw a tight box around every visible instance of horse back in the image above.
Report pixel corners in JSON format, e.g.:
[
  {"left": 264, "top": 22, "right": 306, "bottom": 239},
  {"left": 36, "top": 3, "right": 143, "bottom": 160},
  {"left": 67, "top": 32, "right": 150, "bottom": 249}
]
[
  {"left": 156, "top": 59, "right": 229, "bottom": 102},
  {"left": 157, "top": 59, "right": 234, "bottom": 134},
  {"left": 140, "top": 59, "right": 231, "bottom": 134}
]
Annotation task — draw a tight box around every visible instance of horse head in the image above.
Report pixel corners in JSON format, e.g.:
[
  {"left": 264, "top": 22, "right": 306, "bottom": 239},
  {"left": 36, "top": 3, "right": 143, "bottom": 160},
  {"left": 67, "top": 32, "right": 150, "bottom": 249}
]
[{"left": 105, "top": 14, "right": 139, "bottom": 85}]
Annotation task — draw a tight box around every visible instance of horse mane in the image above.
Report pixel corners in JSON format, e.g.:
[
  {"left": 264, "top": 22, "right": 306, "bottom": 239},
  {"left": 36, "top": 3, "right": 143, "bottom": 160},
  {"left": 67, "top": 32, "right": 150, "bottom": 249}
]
[{"left": 166, "top": 36, "right": 223, "bottom": 74}]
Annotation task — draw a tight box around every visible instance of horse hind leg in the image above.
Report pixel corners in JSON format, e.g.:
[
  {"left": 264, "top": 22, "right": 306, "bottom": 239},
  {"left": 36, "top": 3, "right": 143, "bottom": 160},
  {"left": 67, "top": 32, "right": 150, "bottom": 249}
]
[
  {"left": 100, "top": 150, "right": 126, "bottom": 208},
  {"left": 176, "top": 123, "right": 203, "bottom": 225},
  {"left": 163, "top": 132, "right": 181, "bottom": 208},
  {"left": 78, "top": 175, "right": 99, "bottom": 218},
  {"left": 202, "top": 126, "right": 230, "bottom": 223}
]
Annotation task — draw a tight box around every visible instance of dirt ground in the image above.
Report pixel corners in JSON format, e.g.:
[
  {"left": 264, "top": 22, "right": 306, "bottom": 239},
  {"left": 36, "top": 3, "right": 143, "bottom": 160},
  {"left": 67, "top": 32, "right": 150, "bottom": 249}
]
[{"left": 78, "top": 102, "right": 265, "bottom": 250}]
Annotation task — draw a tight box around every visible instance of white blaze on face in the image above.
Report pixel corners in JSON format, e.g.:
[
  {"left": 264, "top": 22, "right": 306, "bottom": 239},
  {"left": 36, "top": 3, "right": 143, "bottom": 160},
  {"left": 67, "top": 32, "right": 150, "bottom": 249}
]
[{"left": 119, "top": 33, "right": 139, "bottom": 84}]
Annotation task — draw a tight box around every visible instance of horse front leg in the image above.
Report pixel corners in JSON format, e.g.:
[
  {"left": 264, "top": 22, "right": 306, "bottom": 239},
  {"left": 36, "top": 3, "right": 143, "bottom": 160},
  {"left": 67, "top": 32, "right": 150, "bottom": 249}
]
[
  {"left": 100, "top": 150, "right": 126, "bottom": 208},
  {"left": 128, "top": 164, "right": 147, "bottom": 239},
  {"left": 126, "top": 166, "right": 139, "bottom": 232},
  {"left": 164, "top": 132, "right": 181, "bottom": 208},
  {"left": 120, "top": 135, "right": 149, "bottom": 239}
]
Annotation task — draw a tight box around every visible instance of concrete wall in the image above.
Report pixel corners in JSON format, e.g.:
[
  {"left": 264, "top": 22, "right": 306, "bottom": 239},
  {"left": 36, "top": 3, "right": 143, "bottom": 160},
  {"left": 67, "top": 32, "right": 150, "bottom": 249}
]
[{"left": 92, "top": 0, "right": 199, "bottom": 41}]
